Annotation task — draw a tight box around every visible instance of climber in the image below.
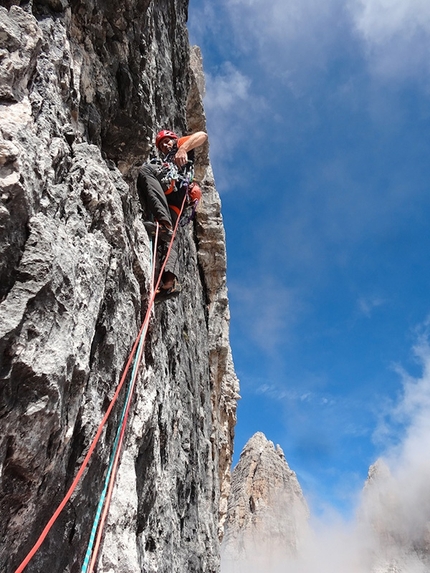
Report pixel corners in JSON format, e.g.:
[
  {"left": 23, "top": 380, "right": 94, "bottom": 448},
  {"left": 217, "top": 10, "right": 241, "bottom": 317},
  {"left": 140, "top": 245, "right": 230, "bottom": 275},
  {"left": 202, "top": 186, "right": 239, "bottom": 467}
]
[{"left": 137, "top": 129, "right": 207, "bottom": 301}]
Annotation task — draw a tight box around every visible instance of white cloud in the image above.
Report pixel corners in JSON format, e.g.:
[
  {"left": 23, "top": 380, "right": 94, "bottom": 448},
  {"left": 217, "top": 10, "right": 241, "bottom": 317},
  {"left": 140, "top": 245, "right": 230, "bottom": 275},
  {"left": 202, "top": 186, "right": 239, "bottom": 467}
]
[
  {"left": 384, "top": 325, "right": 430, "bottom": 463},
  {"left": 255, "top": 384, "right": 337, "bottom": 407},
  {"left": 205, "top": 62, "right": 251, "bottom": 111},
  {"left": 357, "top": 295, "right": 386, "bottom": 317},
  {"left": 187, "top": 0, "right": 218, "bottom": 40},
  {"left": 351, "top": 0, "right": 430, "bottom": 80},
  {"left": 222, "top": 322, "right": 430, "bottom": 572},
  {"left": 224, "top": 0, "right": 346, "bottom": 85},
  {"left": 226, "top": 0, "right": 430, "bottom": 83},
  {"left": 352, "top": 0, "right": 430, "bottom": 43},
  {"left": 194, "top": 0, "right": 430, "bottom": 87},
  {"left": 201, "top": 62, "right": 268, "bottom": 189},
  {"left": 229, "top": 276, "right": 303, "bottom": 354},
  {"left": 353, "top": 329, "right": 430, "bottom": 570}
]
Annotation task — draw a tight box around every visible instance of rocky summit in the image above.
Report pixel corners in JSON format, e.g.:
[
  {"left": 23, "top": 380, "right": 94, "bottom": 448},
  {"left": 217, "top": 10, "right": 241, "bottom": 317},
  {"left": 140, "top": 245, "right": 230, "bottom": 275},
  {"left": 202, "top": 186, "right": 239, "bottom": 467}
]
[
  {"left": 222, "top": 434, "right": 430, "bottom": 573},
  {"left": 0, "top": 2, "right": 238, "bottom": 572},
  {"left": 221, "top": 432, "right": 309, "bottom": 573}
]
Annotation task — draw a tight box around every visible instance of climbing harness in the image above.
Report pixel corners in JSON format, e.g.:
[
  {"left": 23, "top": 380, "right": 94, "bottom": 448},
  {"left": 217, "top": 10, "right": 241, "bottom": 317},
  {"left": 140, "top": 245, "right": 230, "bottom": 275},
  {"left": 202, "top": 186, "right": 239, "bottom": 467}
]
[
  {"left": 150, "top": 155, "right": 194, "bottom": 194},
  {"left": 161, "top": 152, "right": 201, "bottom": 225},
  {"left": 14, "top": 195, "right": 188, "bottom": 573},
  {"left": 149, "top": 152, "right": 201, "bottom": 226}
]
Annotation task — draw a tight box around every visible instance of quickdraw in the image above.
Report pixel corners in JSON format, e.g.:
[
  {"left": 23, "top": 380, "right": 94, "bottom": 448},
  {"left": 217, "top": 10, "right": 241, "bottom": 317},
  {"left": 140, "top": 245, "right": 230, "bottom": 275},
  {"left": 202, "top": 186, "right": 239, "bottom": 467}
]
[{"left": 181, "top": 182, "right": 202, "bottom": 226}]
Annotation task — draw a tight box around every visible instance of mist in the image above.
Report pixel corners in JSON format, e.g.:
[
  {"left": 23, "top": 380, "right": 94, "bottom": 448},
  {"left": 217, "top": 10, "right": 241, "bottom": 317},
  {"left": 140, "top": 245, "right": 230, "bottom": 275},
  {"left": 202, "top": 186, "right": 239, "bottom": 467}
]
[{"left": 222, "top": 328, "right": 430, "bottom": 573}]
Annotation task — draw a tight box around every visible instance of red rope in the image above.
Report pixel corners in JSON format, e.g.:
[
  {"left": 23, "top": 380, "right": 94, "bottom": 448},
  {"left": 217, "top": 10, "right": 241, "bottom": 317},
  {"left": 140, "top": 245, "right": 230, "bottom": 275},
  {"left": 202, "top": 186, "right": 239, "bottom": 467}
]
[
  {"left": 87, "top": 202, "right": 187, "bottom": 570},
  {"left": 15, "top": 195, "right": 187, "bottom": 573}
]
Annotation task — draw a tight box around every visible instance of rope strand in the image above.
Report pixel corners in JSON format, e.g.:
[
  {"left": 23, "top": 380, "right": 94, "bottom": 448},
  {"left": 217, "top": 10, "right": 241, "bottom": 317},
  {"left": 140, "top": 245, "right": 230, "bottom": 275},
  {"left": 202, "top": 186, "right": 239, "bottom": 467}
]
[
  {"left": 86, "top": 202, "right": 187, "bottom": 571},
  {"left": 15, "top": 195, "right": 187, "bottom": 573}
]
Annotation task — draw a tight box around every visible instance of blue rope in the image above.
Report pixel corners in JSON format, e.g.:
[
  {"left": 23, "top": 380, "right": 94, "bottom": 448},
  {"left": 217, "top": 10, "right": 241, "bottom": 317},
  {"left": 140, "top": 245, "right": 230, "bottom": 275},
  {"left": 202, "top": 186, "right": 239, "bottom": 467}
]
[{"left": 81, "top": 245, "right": 153, "bottom": 572}]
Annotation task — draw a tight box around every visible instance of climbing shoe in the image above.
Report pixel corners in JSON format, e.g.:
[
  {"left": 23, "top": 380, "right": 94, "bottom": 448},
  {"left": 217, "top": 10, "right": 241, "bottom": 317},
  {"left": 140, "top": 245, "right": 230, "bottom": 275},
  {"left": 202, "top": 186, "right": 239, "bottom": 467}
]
[{"left": 154, "top": 279, "right": 182, "bottom": 303}]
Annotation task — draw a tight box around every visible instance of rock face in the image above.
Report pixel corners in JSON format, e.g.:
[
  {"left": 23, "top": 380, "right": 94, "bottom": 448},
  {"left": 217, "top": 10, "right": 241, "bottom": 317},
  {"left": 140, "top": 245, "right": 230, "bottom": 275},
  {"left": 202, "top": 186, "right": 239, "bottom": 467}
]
[
  {"left": 221, "top": 432, "right": 309, "bottom": 573},
  {"left": 0, "top": 2, "right": 238, "bottom": 572},
  {"left": 361, "top": 460, "right": 430, "bottom": 573}
]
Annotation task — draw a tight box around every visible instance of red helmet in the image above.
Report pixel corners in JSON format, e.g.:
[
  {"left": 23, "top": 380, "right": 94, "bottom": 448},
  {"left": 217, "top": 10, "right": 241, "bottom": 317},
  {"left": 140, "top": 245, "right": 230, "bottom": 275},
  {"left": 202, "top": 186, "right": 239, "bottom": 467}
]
[{"left": 155, "top": 130, "right": 178, "bottom": 150}]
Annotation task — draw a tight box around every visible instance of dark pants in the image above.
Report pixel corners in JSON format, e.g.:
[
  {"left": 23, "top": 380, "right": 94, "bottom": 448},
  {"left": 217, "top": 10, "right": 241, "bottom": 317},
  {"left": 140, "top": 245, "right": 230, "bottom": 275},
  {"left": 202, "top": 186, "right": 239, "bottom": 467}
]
[{"left": 137, "top": 164, "right": 181, "bottom": 279}]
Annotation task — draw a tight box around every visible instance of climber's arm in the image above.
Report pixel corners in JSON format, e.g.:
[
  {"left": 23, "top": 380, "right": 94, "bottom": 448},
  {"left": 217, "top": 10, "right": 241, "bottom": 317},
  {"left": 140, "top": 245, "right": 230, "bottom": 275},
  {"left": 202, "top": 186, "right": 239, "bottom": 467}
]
[{"left": 174, "top": 131, "right": 207, "bottom": 166}]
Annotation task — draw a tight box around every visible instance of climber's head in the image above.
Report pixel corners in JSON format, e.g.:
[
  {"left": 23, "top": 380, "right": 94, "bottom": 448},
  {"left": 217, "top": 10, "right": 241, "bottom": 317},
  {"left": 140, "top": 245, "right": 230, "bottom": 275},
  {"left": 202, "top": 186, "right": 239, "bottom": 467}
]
[{"left": 155, "top": 130, "right": 178, "bottom": 154}]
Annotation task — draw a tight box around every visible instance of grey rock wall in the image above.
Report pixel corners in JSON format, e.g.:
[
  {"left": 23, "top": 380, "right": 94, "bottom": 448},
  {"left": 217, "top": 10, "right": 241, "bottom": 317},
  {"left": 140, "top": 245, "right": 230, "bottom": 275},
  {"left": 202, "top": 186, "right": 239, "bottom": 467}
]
[{"left": 0, "top": 2, "right": 238, "bottom": 572}]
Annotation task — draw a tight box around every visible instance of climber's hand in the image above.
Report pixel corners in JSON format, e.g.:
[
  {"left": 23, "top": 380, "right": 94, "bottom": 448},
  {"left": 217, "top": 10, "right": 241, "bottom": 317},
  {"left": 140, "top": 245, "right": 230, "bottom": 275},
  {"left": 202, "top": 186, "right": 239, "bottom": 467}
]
[{"left": 174, "top": 147, "right": 188, "bottom": 167}]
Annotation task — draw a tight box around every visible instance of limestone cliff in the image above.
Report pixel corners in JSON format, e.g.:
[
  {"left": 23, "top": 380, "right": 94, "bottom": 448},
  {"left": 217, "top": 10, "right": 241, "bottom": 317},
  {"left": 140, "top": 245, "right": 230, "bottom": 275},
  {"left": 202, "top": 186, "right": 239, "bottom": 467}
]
[
  {"left": 0, "top": 1, "right": 239, "bottom": 572},
  {"left": 221, "top": 432, "right": 309, "bottom": 573}
]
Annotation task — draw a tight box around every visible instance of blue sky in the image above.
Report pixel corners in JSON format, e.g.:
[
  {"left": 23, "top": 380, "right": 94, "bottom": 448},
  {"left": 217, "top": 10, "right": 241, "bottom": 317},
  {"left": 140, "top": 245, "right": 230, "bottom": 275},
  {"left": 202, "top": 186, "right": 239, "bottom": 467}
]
[{"left": 188, "top": 0, "right": 430, "bottom": 517}]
